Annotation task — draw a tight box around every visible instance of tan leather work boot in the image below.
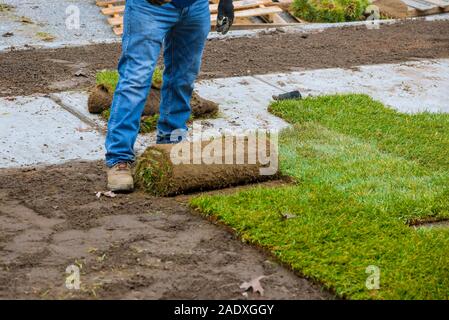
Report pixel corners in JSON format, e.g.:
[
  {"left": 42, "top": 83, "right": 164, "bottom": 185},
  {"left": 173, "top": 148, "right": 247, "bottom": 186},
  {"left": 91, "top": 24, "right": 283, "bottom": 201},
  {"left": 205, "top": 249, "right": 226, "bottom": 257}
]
[{"left": 107, "top": 162, "right": 134, "bottom": 192}]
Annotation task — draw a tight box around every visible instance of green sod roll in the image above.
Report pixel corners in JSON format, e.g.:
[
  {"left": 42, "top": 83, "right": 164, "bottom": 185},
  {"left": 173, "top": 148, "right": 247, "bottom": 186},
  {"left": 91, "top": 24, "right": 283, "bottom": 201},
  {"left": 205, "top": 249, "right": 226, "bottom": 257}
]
[
  {"left": 87, "top": 84, "right": 218, "bottom": 117},
  {"left": 134, "top": 137, "right": 279, "bottom": 196}
]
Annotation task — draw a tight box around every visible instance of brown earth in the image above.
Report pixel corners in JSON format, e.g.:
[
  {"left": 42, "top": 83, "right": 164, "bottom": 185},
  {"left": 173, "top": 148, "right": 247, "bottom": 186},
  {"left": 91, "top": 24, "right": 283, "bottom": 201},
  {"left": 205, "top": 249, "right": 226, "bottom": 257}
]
[
  {"left": 1, "top": 20, "right": 449, "bottom": 97},
  {"left": 0, "top": 161, "right": 330, "bottom": 299}
]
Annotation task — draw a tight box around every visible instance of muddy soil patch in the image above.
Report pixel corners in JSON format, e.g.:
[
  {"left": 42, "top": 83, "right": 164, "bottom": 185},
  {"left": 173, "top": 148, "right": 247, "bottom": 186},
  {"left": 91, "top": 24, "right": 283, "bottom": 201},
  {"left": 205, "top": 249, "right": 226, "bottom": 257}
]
[
  {"left": 1, "top": 20, "right": 449, "bottom": 97},
  {"left": 0, "top": 161, "right": 329, "bottom": 299}
]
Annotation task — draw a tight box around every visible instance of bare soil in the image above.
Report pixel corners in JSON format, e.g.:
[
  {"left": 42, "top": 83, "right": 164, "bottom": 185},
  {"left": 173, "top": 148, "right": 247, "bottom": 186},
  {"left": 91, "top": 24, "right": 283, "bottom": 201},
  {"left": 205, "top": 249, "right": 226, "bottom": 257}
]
[
  {"left": 0, "top": 161, "right": 329, "bottom": 299},
  {"left": 1, "top": 20, "right": 448, "bottom": 97}
]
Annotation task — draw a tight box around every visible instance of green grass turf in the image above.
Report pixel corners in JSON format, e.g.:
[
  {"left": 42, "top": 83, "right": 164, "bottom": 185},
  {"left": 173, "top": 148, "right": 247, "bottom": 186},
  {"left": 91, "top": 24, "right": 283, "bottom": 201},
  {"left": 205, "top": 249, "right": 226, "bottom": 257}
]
[
  {"left": 96, "top": 68, "right": 163, "bottom": 133},
  {"left": 190, "top": 94, "right": 449, "bottom": 299},
  {"left": 268, "top": 94, "right": 449, "bottom": 172},
  {"left": 100, "top": 108, "right": 159, "bottom": 134},
  {"left": 96, "top": 67, "right": 163, "bottom": 93},
  {"left": 292, "top": 0, "right": 368, "bottom": 23}
]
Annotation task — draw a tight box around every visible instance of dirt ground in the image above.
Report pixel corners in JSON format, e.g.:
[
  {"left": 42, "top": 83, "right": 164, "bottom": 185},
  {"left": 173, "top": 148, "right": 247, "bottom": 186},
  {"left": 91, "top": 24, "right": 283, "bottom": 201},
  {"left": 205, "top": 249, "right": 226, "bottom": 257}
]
[
  {"left": 0, "top": 161, "right": 330, "bottom": 299},
  {"left": 1, "top": 20, "right": 449, "bottom": 97}
]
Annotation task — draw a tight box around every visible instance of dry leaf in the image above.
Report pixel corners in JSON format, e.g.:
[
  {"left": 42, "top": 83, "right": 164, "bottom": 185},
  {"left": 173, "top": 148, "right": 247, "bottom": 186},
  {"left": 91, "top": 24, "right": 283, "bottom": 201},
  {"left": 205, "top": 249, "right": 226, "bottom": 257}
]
[
  {"left": 96, "top": 191, "right": 117, "bottom": 198},
  {"left": 104, "top": 191, "right": 117, "bottom": 198},
  {"left": 281, "top": 212, "right": 296, "bottom": 220},
  {"left": 240, "top": 276, "right": 266, "bottom": 296},
  {"left": 19, "top": 17, "right": 33, "bottom": 24}
]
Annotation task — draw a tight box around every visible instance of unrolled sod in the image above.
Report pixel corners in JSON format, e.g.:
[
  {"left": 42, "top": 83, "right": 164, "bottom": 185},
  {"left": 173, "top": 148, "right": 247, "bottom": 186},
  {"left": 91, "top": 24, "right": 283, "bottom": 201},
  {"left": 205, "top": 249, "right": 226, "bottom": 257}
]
[{"left": 134, "top": 135, "right": 279, "bottom": 196}]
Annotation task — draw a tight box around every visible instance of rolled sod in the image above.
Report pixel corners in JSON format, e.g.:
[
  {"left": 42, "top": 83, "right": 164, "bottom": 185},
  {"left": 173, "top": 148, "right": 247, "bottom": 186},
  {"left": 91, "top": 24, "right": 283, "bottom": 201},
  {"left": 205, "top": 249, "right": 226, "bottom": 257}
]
[
  {"left": 87, "top": 84, "right": 218, "bottom": 117},
  {"left": 135, "top": 137, "right": 279, "bottom": 196}
]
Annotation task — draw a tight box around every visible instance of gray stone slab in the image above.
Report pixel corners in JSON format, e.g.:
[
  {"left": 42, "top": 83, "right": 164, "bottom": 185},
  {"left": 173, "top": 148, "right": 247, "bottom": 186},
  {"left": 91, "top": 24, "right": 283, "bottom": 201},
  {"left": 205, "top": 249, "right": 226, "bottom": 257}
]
[
  {"left": 50, "top": 90, "right": 155, "bottom": 156},
  {"left": 0, "top": 0, "right": 116, "bottom": 51},
  {"left": 50, "top": 91, "right": 105, "bottom": 130},
  {"left": 256, "top": 59, "right": 449, "bottom": 114},
  {"left": 0, "top": 95, "right": 105, "bottom": 168},
  {"left": 195, "top": 76, "right": 289, "bottom": 138}
]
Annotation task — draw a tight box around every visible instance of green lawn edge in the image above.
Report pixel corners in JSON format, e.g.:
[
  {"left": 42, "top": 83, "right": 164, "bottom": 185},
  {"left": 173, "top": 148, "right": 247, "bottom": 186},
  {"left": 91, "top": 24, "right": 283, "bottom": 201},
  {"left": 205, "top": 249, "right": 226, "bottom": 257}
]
[{"left": 190, "top": 94, "right": 449, "bottom": 299}]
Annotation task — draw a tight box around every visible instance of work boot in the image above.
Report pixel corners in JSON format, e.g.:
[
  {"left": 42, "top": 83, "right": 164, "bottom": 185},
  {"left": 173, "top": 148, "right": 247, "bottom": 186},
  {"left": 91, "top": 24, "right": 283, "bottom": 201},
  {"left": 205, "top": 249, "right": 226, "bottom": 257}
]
[{"left": 107, "top": 162, "right": 134, "bottom": 192}]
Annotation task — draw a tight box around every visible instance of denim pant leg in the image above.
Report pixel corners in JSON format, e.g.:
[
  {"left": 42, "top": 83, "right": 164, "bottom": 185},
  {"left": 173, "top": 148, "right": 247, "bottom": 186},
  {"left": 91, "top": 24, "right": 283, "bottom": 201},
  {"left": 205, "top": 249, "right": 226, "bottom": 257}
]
[
  {"left": 156, "top": 0, "right": 211, "bottom": 144},
  {"left": 105, "top": 0, "right": 178, "bottom": 167}
]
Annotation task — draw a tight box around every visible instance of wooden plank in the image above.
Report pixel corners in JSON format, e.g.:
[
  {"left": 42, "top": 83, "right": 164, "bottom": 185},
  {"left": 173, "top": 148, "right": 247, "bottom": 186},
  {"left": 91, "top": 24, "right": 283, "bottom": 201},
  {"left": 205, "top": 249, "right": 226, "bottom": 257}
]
[
  {"left": 210, "top": 0, "right": 293, "bottom": 13},
  {"left": 422, "top": 0, "right": 449, "bottom": 7},
  {"left": 408, "top": 5, "right": 449, "bottom": 15},
  {"left": 102, "top": 5, "right": 125, "bottom": 15},
  {"left": 97, "top": 0, "right": 125, "bottom": 7},
  {"left": 105, "top": 0, "right": 291, "bottom": 15},
  {"left": 258, "top": 3, "right": 288, "bottom": 24},
  {"left": 109, "top": 6, "right": 285, "bottom": 26},
  {"left": 99, "top": 0, "right": 299, "bottom": 35},
  {"left": 211, "top": 6, "right": 284, "bottom": 22},
  {"left": 108, "top": 16, "right": 124, "bottom": 26},
  {"left": 402, "top": 0, "right": 438, "bottom": 10}
]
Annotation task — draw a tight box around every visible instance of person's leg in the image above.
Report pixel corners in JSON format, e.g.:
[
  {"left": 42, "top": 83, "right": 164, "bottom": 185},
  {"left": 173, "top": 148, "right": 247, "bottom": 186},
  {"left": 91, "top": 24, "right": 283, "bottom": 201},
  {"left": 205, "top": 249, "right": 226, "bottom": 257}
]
[
  {"left": 156, "top": 0, "right": 211, "bottom": 144},
  {"left": 105, "top": 0, "right": 178, "bottom": 166}
]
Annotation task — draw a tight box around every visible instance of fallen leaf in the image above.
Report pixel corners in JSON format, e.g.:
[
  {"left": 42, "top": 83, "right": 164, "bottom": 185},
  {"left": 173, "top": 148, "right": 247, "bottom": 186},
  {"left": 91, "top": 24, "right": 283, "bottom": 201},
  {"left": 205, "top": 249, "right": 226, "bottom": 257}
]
[
  {"left": 19, "top": 16, "right": 33, "bottom": 24},
  {"left": 96, "top": 191, "right": 117, "bottom": 198},
  {"left": 240, "top": 276, "right": 266, "bottom": 296},
  {"left": 281, "top": 212, "right": 296, "bottom": 220},
  {"left": 87, "top": 247, "right": 98, "bottom": 254},
  {"left": 97, "top": 253, "right": 107, "bottom": 262},
  {"left": 104, "top": 191, "right": 117, "bottom": 198},
  {"left": 74, "top": 70, "right": 88, "bottom": 77},
  {"left": 76, "top": 126, "right": 94, "bottom": 132}
]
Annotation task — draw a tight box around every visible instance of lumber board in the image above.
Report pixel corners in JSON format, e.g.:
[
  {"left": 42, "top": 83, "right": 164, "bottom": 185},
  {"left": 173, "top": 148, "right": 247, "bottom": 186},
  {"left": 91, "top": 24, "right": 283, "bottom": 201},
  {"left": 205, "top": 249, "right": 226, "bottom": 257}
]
[
  {"left": 102, "top": 5, "right": 125, "bottom": 15},
  {"left": 109, "top": 6, "right": 284, "bottom": 26},
  {"left": 402, "top": 0, "right": 438, "bottom": 10},
  {"left": 210, "top": 0, "right": 291, "bottom": 13},
  {"left": 97, "top": 0, "right": 125, "bottom": 7},
  {"left": 103, "top": 0, "right": 292, "bottom": 15},
  {"left": 422, "top": 0, "right": 449, "bottom": 7},
  {"left": 211, "top": 6, "right": 284, "bottom": 22}
]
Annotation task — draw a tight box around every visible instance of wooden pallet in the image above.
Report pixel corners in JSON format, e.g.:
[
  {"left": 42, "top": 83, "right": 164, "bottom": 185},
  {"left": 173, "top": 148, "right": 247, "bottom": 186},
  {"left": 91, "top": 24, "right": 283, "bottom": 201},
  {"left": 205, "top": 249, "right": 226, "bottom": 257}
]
[
  {"left": 97, "top": 0, "right": 449, "bottom": 35},
  {"left": 405, "top": 0, "right": 449, "bottom": 16},
  {"left": 373, "top": 0, "right": 449, "bottom": 18},
  {"left": 96, "top": 0, "right": 295, "bottom": 36}
]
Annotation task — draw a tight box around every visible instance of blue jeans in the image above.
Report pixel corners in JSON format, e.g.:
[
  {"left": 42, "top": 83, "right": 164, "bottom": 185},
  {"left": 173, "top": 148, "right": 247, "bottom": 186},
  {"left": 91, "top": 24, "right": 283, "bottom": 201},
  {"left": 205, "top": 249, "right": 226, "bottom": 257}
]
[{"left": 105, "top": 0, "right": 210, "bottom": 167}]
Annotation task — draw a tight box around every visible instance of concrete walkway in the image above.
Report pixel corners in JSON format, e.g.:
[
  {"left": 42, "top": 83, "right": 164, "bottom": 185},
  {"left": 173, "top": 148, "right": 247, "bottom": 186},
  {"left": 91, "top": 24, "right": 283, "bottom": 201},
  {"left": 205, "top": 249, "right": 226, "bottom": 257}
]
[{"left": 1, "top": 58, "right": 448, "bottom": 168}]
